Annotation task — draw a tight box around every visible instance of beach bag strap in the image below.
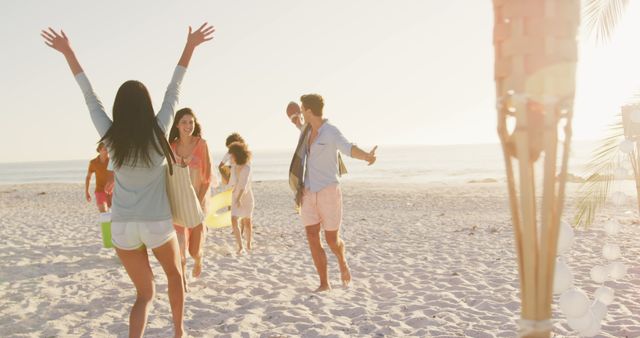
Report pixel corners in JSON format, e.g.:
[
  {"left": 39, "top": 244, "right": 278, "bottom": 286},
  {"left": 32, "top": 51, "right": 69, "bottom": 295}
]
[
  {"left": 156, "top": 122, "right": 204, "bottom": 228},
  {"left": 153, "top": 123, "right": 176, "bottom": 175}
]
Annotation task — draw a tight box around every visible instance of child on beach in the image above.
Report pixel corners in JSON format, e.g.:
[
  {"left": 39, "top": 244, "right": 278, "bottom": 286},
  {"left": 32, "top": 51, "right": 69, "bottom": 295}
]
[
  {"left": 169, "top": 107, "right": 212, "bottom": 290},
  {"left": 85, "top": 142, "right": 113, "bottom": 212},
  {"left": 42, "top": 23, "right": 214, "bottom": 338},
  {"left": 218, "top": 133, "right": 245, "bottom": 186},
  {"left": 220, "top": 133, "right": 245, "bottom": 235},
  {"left": 228, "top": 142, "right": 254, "bottom": 254}
]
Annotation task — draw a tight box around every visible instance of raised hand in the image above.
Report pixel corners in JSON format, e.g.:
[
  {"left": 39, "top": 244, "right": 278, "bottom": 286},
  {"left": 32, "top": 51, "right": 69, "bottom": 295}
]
[
  {"left": 366, "top": 146, "right": 378, "bottom": 166},
  {"left": 41, "top": 28, "right": 72, "bottom": 55},
  {"left": 41, "top": 27, "right": 83, "bottom": 75},
  {"left": 178, "top": 22, "right": 215, "bottom": 68},
  {"left": 186, "top": 23, "right": 215, "bottom": 48}
]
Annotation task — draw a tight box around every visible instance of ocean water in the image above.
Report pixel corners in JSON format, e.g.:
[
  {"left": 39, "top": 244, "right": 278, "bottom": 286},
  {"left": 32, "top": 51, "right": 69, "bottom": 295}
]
[{"left": 0, "top": 143, "right": 599, "bottom": 185}]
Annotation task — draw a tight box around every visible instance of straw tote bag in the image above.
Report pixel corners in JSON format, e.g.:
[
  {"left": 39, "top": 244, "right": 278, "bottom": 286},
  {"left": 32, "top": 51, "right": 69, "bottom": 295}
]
[{"left": 155, "top": 124, "right": 205, "bottom": 228}]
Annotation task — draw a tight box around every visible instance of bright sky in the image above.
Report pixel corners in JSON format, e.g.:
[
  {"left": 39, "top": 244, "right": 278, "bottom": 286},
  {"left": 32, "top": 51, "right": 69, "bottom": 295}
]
[{"left": 1, "top": 0, "right": 639, "bottom": 163}]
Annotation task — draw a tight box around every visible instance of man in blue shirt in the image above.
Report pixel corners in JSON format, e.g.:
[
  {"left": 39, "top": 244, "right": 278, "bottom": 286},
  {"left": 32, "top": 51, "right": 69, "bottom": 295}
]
[{"left": 290, "top": 94, "right": 377, "bottom": 292}]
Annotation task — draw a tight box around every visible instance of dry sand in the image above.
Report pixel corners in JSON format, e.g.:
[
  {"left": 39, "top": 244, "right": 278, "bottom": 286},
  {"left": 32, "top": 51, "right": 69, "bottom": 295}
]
[{"left": 0, "top": 181, "right": 638, "bottom": 337}]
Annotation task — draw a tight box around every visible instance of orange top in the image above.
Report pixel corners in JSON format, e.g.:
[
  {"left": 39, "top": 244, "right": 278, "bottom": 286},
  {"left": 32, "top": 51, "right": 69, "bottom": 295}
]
[
  {"left": 170, "top": 137, "right": 212, "bottom": 189},
  {"left": 88, "top": 156, "right": 111, "bottom": 192}
]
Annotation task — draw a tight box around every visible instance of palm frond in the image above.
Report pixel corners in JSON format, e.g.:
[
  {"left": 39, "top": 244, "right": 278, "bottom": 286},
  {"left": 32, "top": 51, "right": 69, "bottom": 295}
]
[
  {"left": 573, "top": 116, "right": 624, "bottom": 228},
  {"left": 583, "top": 0, "right": 630, "bottom": 43}
]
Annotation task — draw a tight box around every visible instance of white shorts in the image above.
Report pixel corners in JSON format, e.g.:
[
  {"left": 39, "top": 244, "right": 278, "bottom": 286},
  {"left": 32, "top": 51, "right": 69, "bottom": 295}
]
[{"left": 111, "top": 219, "right": 176, "bottom": 250}]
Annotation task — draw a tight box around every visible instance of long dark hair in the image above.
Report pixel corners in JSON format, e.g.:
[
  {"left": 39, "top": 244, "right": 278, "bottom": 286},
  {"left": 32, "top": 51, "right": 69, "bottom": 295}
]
[
  {"left": 99, "top": 80, "right": 163, "bottom": 168},
  {"left": 169, "top": 108, "right": 202, "bottom": 144}
]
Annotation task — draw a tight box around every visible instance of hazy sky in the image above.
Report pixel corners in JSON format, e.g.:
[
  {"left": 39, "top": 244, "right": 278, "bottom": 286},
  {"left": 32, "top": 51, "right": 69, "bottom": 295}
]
[{"left": 1, "top": 1, "right": 640, "bottom": 163}]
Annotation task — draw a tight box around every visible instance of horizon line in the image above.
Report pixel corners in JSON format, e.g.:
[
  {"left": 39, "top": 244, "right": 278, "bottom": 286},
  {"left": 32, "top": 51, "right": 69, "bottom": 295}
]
[{"left": 0, "top": 139, "right": 602, "bottom": 165}]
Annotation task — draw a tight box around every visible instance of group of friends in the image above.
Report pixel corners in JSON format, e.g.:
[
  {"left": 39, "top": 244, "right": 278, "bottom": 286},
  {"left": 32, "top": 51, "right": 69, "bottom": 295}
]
[
  {"left": 41, "top": 23, "right": 377, "bottom": 338},
  {"left": 86, "top": 127, "right": 254, "bottom": 291}
]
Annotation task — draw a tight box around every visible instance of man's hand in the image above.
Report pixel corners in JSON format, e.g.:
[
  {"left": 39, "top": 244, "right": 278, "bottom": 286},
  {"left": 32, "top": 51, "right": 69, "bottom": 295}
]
[
  {"left": 85, "top": 191, "right": 92, "bottom": 202},
  {"left": 365, "top": 146, "right": 377, "bottom": 166}
]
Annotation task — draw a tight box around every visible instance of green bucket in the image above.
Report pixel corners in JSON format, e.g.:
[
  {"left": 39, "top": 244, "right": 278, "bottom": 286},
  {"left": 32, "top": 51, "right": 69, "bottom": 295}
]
[{"left": 99, "top": 213, "right": 113, "bottom": 249}]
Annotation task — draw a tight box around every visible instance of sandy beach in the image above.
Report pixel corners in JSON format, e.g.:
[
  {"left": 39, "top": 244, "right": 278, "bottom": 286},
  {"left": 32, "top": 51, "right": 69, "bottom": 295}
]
[{"left": 0, "top": 181, "right": 638, "bottom": 337}]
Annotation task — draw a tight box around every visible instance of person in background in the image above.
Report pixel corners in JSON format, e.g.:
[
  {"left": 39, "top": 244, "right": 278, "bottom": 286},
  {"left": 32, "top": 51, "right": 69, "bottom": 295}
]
[
  {"left": 169, "top": 107, "right": 212, "bottom": 290},
  {"left": 228, "top": 142, "right": 254, "bottom": 254},
  {"left": 218, "top": 132, "right": 245, "bottom": 186},
  {"left": 288, "top": 94, "right": 377, "bottom": 292},
  {"left": 220, "top": 133, "right": 246, "bottom": 235},
  {"left": 42, "top": 23, "right": 214, "bottom": 338},
  {"left": 85, "top": 142, "right": 113, "bottom": 213}
]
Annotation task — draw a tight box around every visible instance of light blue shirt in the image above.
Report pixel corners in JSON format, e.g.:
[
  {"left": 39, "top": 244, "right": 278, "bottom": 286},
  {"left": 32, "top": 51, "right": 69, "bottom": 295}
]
[
  {"left": 75, "top": 66, "right": 186, "bottom": 223},
  {"left": 303, "top": 120, "right": 353, "bottom": 192}
]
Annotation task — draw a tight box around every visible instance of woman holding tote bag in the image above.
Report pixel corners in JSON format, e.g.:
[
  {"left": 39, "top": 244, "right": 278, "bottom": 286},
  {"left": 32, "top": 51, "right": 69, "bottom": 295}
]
[{"left": 168, "top": 108, "right": 212, "bottom": 291}]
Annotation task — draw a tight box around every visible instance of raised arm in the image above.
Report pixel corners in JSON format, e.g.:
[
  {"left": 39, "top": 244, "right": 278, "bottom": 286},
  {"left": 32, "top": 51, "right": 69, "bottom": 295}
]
[
  {"left": 179, "top": 23, "right": 215, "bottom": 68},
  {"left": 41, "top": 28, "right": 82, "bottom": 75},
  {"left": 157, "top": 23, "right": 215, "bottom": 133},
  {"left": 42, "top": 28, "right": 111, "bottom": 137}
]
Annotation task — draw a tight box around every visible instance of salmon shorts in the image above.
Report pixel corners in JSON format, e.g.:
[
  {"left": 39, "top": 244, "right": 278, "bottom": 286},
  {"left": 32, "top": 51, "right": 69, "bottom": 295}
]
[
  {"left": 300, "top": 184, "right": 343, "bottom": 231},
  {"left": 95, "top": 191, "right": 112, "bottom": 208}
]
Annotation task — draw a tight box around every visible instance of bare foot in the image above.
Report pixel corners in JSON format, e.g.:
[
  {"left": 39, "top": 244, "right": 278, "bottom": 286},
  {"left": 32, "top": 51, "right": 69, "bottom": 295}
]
[
  {"left": 192, "top": 257, "right": 203, "bottom": 279},
  {"left": 174, "top": 328, "right": 185, "bottom": 338},
  {"left": 236, "top": 247, "right": 244, "bottom": 256},
  {"left": 314, "top": 284, "right": 331, "bottom": 292},
  {"left": 340, "top": 263, "right": 351, "bottom": 287}
]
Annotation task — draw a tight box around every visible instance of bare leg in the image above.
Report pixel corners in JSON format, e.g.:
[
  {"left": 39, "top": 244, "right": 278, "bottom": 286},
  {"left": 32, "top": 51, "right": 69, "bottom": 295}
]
[
  {"left": 115, "top": 247, "right": 155, "bottom": 338},
  {"left": 242, "top": 218, "right": 253, "bottom": 251},
  {"left": 325, "top": 230, "right": 351, "bottom": 287},
  {"left": 305, "top": 224, "right": 330, "bottom": 292},
  {"left": 152, "top": 238, "right": 185, "bottom": 338},
  {"left": 188, "top": 224, "right": 205, "bottom": 278},
  {"left": 175, "top": 230, "right": 189, "bottom": 292},
  {"left": 231, "top": 216, "right": 243, "bottom": 254}
]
